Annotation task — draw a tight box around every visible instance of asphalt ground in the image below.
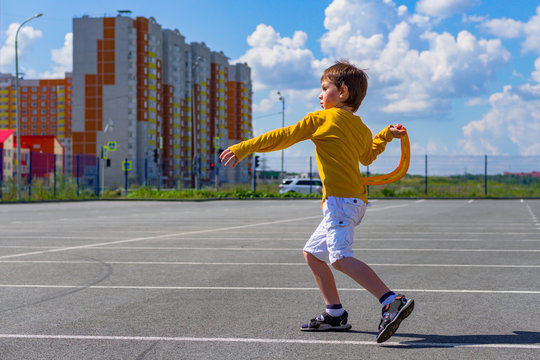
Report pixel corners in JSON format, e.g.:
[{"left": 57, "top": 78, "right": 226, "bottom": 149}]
[{"left": 0, "top": 199, "right": 539, "bottom": 359}]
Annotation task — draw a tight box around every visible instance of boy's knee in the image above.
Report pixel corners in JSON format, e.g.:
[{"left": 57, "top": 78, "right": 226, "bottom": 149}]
[
  {"left": 331, "top": 258, "right": 345, "bottom": 272},
  {"left": 303, "top": 251, "right": 322, "bottom": 265}
]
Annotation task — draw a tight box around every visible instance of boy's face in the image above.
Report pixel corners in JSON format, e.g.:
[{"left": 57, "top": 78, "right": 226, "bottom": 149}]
[{"left": 319, "top": 78, "right": 341, "bottom": 110}]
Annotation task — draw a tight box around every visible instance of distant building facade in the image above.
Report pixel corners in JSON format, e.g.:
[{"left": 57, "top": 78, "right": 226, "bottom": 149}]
[
  {"left": 0, "top": 14, "right": 252, "bottom": 189},
  {"left": 0, "top": 73, "right": 73, "bottom": 173},
  {"left": 72, "top": 14, "right": 253, "bottom": 188}
]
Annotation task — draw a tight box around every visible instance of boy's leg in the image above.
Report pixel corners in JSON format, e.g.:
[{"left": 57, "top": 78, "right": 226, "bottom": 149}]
[
  {"left": 301, "top": 252, "right": 351, "bottom": 332},
  {"left": 331, "top": 257, "right": 390, "bottom": 299},
  {"left": 303, "top": 251, "right": 341, "bottom": 305}
]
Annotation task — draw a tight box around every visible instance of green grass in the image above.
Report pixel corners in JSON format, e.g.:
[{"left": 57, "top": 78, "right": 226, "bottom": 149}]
[{"left": 1, "top": 174, "right": 538, "bottom": 202}]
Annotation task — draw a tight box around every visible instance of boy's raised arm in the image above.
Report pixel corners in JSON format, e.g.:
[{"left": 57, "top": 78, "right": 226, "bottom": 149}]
[{"left": 360, "top": 124, "right": 407, "bottom": 166}]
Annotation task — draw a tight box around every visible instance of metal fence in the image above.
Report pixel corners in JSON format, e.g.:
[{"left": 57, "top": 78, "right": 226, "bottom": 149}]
[{"left": 1, "top": 151, "right": 539, "bottom": 200}]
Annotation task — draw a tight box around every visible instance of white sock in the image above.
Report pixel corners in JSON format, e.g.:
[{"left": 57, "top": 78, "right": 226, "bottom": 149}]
[{"left": 326, "top": 304, "right": 345, "bottom": 317}]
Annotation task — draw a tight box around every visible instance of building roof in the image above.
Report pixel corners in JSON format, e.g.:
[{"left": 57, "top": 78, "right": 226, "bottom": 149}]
[
  {"left": 18, "top": 136, "right": 64, "bottom": 153},
  {"left": 0, "top": 129, "right": 15, "bottom": 144}
]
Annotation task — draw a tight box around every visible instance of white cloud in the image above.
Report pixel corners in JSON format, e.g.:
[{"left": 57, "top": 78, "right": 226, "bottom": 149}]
[
  {"left": 460, "top": 64, "right": 540, "bottom": 156},
  {"left": 480, "top": 18, "right": 525, "bottom": 38},
  {"left": 522, "top": 6, "right": 540, "bottom": 54},
  {"left": 321, "top": 0, "right": 398, "bottom": 59},
  {"left": 233, "top": 24, "right": 317, "bottom": 91},
  {"left": 416, "top": 0, "right": 480, "bottom": 19},
  {"left": 237, "top": 0, "right": 511, "bottom": 116},
  {"left": 465, "top": 97, "right": 488, "bottom": 106},
  {"left": 39, "top": 32, "right": 72, "bottom": 78},
  {"left": 479, "top": 6, "right": 540, "bottom": 55},
  {"left": 314, "top": 1, "right": 511, "bottom": 113},
  {"left": 253, "top": 97, "right": 274, "bottom": 113},
  {"left": 373, "top": 26, "right": 510, "bottom": 113},
  {"left": 533, "top": 58, "right": 540, "bottom": 83},
  {"left": 0, "top": 22, "right": 42, "bottom": 73}
]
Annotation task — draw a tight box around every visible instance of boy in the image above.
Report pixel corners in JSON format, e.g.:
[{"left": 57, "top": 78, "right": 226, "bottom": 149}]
[{"left": 220, "top": 60, "right": 414, "bottom": 343}]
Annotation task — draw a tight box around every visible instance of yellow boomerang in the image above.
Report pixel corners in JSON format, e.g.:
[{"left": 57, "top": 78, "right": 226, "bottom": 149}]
[{"left": 361, "top": 133, "right": 410, "bottom": 186}]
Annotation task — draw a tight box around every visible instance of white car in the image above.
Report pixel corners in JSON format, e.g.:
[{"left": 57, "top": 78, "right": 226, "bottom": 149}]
[{"left": 279, "top": 178, "right": 323, "bottom": 194}]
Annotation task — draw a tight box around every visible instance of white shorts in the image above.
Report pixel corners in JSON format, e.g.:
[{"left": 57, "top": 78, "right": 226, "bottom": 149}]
[{"left": 303, "top": 196, "right": 367, "bottom": 264}]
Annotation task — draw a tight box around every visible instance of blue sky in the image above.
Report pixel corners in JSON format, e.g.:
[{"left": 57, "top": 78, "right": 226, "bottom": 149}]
[{"left": 2, "top": 0, "right": 540, "bottom": 165}]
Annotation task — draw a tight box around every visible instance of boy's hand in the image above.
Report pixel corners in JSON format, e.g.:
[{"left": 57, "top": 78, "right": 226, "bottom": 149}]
[
  {"left": 389, "top": 124, "right": 407, "bottom": 138},
  {"left": 220, "top": 148, "right": 240, "bottom": 168}
]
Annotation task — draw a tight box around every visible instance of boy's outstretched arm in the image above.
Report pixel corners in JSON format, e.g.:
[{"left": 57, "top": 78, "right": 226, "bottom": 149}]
[{"left": 219, "top": 148, "right": 239, "bottom": 168}]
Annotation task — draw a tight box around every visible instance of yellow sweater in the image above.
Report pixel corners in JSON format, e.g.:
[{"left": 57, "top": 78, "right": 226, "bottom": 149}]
[{"left": 230, "top": 107, "right": 394, "bottom": 203}]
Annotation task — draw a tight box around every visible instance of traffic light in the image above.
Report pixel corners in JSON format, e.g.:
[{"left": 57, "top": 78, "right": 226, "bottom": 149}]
[
  {"left": 153, "top": 149, "right": 158, "bottom": 163},
  {"left": 210, "top": 162, "right": 215, "bottom": 169},
  {"left": 254, "top": 155, "right": 260, "bottom": 168}
]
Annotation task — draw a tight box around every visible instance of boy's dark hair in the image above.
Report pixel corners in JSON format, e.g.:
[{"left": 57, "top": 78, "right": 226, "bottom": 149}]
[{"left": 321, "top": 60, "right": 368, "bottom": 112}]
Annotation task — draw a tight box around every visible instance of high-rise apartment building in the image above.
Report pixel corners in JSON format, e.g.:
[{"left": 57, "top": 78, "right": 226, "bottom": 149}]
[
  {"left": 1, "top": 14, "right": 252, "bottom": 189},
  {"left": 72, "top": 14, "right": 252, "bottom": 188},
  {"left": 0, "top": 73, "right": 73, "bottom": 171}
]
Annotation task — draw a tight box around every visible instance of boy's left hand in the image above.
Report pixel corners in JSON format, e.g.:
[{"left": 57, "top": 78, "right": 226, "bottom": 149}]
[
  {"left": 389, "top": 124, "right": 407, "bottom": 138},
  {"left": 219, "top": 148, "right": 240, "bottom": 168}
]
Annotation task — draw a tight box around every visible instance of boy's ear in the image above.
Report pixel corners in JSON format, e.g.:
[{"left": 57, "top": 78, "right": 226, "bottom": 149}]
[{"left": 339, "top": 84, "right": 349, "bottom": 99}]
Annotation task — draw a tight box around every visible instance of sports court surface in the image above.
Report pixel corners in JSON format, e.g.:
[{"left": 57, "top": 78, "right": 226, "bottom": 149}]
[{"left": 0, "top": 199, "right": 539, "bottom": 359}]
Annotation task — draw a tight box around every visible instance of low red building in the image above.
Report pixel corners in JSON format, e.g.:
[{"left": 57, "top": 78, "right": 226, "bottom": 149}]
[
  {"left": 17, "top": 136, "right": 64, "bottom": 178},
  {"left": 0, "top": 131, "right": 64, "bottom": 180}
]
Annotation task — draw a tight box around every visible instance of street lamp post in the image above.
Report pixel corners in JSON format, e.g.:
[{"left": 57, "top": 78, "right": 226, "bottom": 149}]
[
  {"left": 277, "top": 91, "right": 285, "bottom": 180},
  {"left": 15, "top": 13, "right": 43, "bottom": 201},
  {"left": 191, "top": 57, "right": 203, "bottom": 189}
]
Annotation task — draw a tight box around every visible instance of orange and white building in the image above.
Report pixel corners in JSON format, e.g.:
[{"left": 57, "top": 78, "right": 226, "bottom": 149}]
[
  {"left": 1, "top": 13, "right": 252, "bottom": 189},
  {"left": 0, "top": 73, "right": 73, "bottom": 173}
]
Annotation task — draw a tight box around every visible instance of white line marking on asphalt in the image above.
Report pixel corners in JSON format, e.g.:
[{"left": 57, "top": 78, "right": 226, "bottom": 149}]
[
  {"left": 415, "top": 199, "right": 424, "bottom": 203},
  {"left": 525, "top": 203, "right": 537, "bottom": 222},
  {"left": 1, "top": 260, "right": 539, "bottom": 268},
  {"left": 0, "top": 237, "right": 514, "bottom": 243},
  {"left": 51, "top": 246, "right": 538, "bottom": 253},
  {"left": 0, "top": 215, "right": 321, "bottom": 260},
  {"left": 468, "top": 200, "right": 474, "bottom": 203},
  {"left": 0, "top": 204, "right": 407, "bottom": 261},
  {"left": 0, "top": 334, "right": 538, "bottom": 349},
  {"left": 1, "top": 285, "right": 539, "bottom": 294}
]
